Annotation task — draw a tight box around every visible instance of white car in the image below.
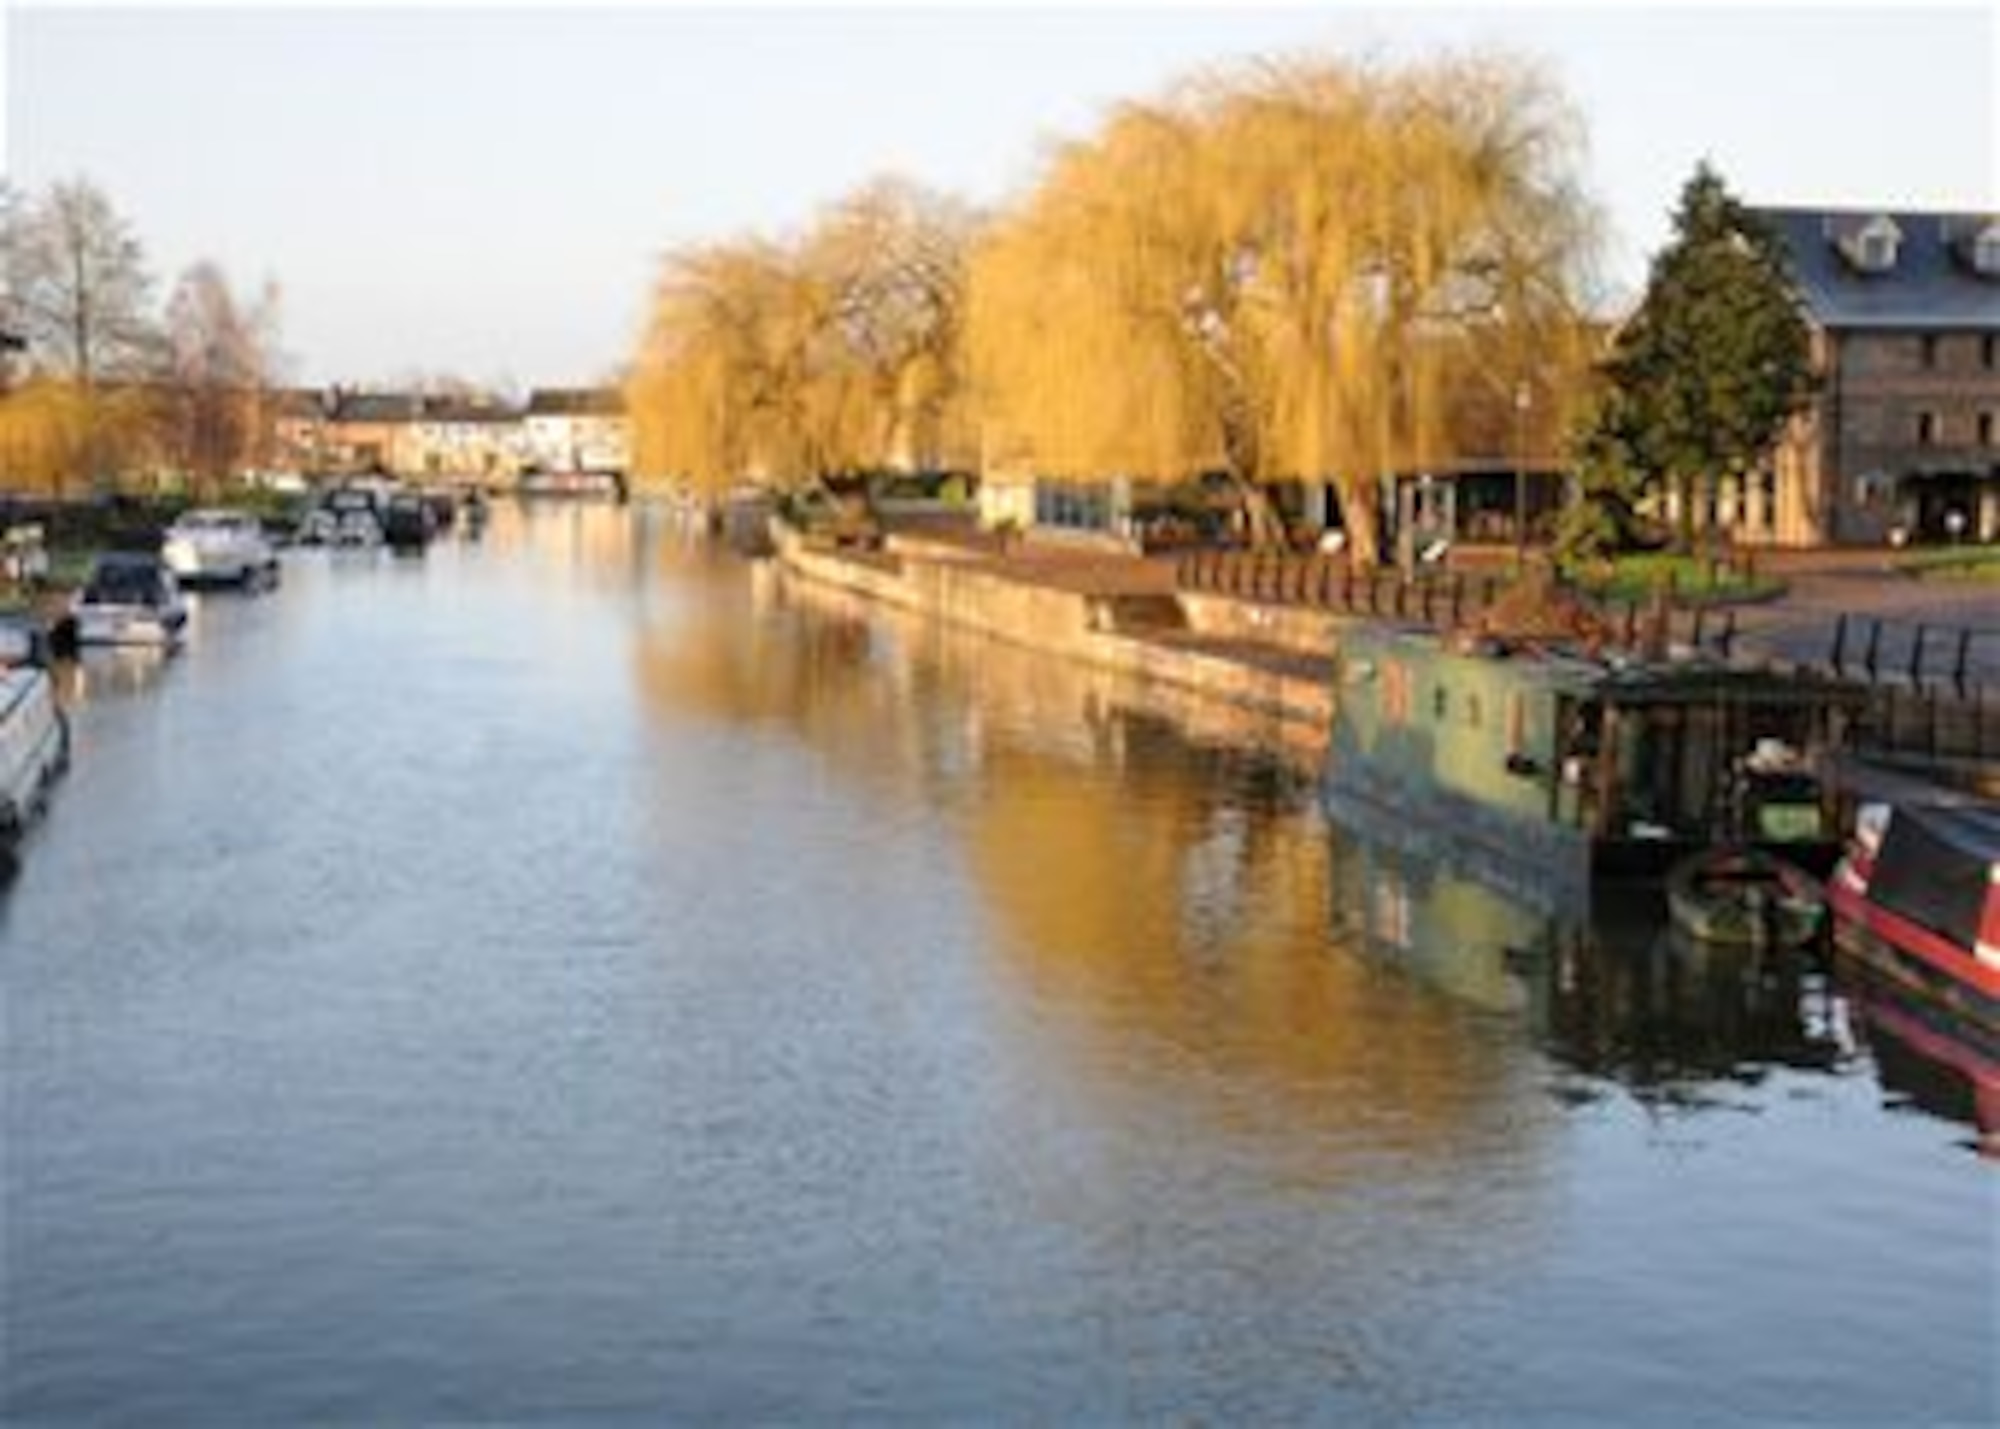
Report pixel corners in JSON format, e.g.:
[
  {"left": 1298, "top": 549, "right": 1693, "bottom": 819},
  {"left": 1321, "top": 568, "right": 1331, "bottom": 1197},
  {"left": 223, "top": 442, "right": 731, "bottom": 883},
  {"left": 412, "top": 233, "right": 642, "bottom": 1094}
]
[{"left": 162, "top": 509, "right": 279, "bottom": 585}]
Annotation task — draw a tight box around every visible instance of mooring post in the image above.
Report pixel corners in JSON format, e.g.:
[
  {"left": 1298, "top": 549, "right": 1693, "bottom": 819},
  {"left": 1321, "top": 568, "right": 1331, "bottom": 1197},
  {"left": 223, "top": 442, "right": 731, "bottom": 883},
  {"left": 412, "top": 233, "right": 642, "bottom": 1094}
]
[
  {"left": 1863, "top": 619, "right": 1881, "bottom": 679},
  {"left": 1717, "top": 608, "right": 1737, "bottom": 659},
  {"left": 1691, "top": 605, "right": 1707, "bottom": 649},
  {"left": 1829, "top": 612, "right": 1848, "bottom": 674},
  {"left": 1953, "top": 628, "right": 1972, "bottom": 696},
  {"left": 1909, "top": 624, "right": 1927, "bottom": 691}
]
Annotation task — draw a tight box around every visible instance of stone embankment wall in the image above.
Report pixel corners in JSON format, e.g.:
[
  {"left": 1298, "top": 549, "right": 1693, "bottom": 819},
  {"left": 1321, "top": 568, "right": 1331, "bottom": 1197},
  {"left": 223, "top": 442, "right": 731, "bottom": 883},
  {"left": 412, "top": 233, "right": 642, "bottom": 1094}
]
[{"left": 775, "top": 529, "right": 1336, "bottom": 753}]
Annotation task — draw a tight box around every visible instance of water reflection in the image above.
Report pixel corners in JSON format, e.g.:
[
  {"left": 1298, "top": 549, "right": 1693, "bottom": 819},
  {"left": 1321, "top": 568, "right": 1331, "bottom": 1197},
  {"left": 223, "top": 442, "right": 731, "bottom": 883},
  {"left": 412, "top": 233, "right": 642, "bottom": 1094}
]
[
  {"left": 55, "top": 647, "right": 177, "bottom": 707},
  {"left": 1847, "top": 977, "right": 2000, "bottom": 1158},
  {"left": 634, "top": 543, "right": 1544, "bottom": 1171}
]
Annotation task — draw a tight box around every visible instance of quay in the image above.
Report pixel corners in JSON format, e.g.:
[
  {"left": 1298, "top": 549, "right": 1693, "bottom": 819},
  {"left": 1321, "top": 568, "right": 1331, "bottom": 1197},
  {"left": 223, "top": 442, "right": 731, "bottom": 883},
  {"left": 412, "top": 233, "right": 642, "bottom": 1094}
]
[{"left": 771, "top": 518, "right": 2000, "bottom": 799}]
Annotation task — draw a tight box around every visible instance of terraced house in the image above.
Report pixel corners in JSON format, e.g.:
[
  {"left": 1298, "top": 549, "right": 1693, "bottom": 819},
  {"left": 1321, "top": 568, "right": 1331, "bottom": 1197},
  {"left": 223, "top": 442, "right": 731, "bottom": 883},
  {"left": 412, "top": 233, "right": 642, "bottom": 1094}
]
[{"left": 1757, "top": 208, "right": 2000, "bottom": 546}]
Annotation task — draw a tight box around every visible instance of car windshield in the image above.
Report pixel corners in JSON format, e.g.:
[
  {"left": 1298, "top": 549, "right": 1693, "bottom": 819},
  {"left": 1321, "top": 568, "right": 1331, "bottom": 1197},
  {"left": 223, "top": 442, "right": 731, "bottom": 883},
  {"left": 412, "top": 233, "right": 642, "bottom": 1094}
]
[{"left": 85, "top": 563, "right": 162, "bottom": 604}]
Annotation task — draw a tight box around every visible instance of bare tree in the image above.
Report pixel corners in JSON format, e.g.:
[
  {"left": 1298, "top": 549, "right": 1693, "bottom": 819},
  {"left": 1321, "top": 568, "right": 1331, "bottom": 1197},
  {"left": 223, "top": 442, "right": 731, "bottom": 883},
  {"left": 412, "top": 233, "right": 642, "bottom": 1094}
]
[
  {"left": 163, "top": 261, "right": 277, "bottom": 494},
  {"left": 4, "top": 179, "right": 160, "bottom": 494},
  {"left": 8, "top": 178, "right": 158, "bottom": 386}
]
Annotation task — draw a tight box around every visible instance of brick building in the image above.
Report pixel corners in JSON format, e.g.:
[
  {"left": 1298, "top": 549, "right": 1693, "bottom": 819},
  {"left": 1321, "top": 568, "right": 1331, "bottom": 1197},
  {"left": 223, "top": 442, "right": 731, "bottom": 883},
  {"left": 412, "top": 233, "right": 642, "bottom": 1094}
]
[{"left": 1753, "top": 208, "right": 2000, "bottom": 546}]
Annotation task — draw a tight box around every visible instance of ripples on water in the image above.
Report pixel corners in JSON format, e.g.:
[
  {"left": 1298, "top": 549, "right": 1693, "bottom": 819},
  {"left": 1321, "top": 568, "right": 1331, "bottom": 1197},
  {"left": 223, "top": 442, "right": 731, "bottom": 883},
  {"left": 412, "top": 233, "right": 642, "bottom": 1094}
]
[{"left": 2, "top": 505, "right": 1993, "bottom": 1424}]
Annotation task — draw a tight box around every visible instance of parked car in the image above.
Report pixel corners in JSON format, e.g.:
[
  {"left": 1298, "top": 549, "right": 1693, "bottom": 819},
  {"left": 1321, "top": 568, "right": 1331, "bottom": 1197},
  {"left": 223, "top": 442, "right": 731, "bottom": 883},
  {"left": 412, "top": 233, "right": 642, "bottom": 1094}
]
[
  {"left": 161, "top": 509, "right": 280, "bottom": 585},
  {"left": 71, "top": 552, "right": 188, "bottom": 648}
]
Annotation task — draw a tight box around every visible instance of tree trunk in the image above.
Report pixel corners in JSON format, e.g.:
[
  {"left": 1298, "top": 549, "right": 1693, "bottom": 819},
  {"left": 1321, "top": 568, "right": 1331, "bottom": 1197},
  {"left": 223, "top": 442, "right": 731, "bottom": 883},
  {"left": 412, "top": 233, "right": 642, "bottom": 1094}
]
[
  {"left": 1231, "top": 476, "right": 1289, "bottom": 551},
  {"left": 1673, "top": 471, "right": 1696, "bottom": 554}
]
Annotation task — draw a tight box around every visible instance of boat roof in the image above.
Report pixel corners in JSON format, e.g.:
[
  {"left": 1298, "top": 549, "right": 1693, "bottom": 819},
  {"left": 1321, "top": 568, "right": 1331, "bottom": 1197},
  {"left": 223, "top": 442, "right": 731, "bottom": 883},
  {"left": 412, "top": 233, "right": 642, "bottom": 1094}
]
[
  {"left": 1343, "top": 623, "right": 1865, "bottom": 705},
  {"left": 1894, "top": 802, "right": 2000, "bottom": 866}
]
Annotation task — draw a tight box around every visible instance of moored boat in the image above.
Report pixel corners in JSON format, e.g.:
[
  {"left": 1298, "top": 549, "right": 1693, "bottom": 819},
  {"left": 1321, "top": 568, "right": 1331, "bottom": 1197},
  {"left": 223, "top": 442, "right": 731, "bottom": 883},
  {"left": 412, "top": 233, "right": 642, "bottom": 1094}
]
[
  {"left": 1321, "top": 623, "right": 1866, "bottom": 910},
  {"left": 70, "top": 552, "right": 188, "bottom": 648},
  {"left": 1828, "top": 799, "right": 2000, "bottom": 1034},
  {"left": 0, "top": 661, "right": 68, "bottom": 850},
  {"left": 1666, "top": 846, "right": 1825, "bottom": 947}
]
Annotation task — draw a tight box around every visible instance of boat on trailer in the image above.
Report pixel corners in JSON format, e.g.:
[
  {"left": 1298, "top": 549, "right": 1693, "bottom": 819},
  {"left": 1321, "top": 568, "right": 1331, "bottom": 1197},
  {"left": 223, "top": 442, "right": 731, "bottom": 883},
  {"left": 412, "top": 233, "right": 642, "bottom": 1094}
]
[{"left": 1320, "top": 623, "right": 1867, "bottom": 911}]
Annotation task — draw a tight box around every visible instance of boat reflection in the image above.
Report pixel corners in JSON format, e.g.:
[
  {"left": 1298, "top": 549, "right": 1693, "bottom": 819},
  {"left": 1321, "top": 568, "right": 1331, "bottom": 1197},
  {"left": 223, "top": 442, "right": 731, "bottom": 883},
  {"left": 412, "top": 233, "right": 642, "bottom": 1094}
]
[
  {"left": 54, "top": 647, "right": 177, "bottom": 708},
  {"left": 1327, "top": 803, "right": 1859, "bottom": 1108},
  {"left": 1844, "top": 976, "right": 2000, "bottom": 1158}
]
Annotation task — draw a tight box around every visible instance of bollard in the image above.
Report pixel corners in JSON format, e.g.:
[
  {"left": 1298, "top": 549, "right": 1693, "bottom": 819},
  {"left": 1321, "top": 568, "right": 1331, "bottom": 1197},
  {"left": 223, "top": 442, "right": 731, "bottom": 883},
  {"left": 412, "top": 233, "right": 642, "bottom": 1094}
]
[
  {"left": 1718, "top": 608, "right": 1737, "bottom": 659},
  {"left": 1863, "top": 618, "right": 1881, "bottom": 679},
  {"left": 1909, "top": 624, "right": 1927, "bottom": 691},
  {"left": 1829, "top": 612, "right": 1848, "bottom": 675},
  {"left": 1953, "top": 628, "right": 1972, "bottom": 696}
]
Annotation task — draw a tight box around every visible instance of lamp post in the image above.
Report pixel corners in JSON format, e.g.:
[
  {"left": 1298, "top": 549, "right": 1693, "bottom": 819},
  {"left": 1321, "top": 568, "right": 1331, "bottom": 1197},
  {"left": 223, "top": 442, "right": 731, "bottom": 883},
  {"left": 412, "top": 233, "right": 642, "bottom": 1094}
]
[{"left": 1512, "top": 380, "right": 1533, "bottom": 570}]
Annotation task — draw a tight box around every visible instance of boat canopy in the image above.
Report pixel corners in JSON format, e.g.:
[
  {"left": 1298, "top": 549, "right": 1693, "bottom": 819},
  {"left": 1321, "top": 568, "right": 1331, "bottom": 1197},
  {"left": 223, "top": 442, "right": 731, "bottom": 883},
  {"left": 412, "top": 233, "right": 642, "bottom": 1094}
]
[{"left": 1872, "top": 805, "right": 2000, "bottom": 954}]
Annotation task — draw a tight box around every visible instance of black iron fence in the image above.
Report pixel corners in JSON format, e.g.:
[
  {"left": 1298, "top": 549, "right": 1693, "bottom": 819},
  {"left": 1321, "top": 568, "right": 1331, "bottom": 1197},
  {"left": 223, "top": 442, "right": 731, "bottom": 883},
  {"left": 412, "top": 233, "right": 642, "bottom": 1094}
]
[
  {"left": 1825, "top": 615, "right": 2000, "bottom": 766},
  {"left": 1175, "top": 550, "right": 1508, "bottom": 627}
]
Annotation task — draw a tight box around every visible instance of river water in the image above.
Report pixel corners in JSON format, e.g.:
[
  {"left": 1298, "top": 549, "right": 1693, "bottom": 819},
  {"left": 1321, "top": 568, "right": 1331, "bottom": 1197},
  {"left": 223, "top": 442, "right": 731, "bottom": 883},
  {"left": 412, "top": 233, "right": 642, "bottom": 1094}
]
[{"left": 2, "top": 504, "right": 1993, "bottom": 1424}]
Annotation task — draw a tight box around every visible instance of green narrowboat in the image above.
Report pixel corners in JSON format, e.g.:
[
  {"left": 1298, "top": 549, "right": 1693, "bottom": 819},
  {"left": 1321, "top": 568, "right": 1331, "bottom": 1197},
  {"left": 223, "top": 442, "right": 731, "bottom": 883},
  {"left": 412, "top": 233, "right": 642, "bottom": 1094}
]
[{"left": 1320, "top": 624, "right": 1865, "bottom": 909}]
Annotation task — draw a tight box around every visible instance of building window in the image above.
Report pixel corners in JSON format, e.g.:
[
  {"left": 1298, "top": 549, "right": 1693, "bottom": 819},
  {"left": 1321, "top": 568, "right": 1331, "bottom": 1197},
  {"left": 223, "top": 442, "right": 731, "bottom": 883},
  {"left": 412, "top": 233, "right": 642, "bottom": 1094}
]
[
  {"left": 1916, "top": 410, "right": 1937, "bottom": 446},
  {"left": 1920, "top": 334, "right": 1939, "bottom": 369},
  {"left": 1982, "top": 412, "right": 1996, "bottom": 448},
  {"left": 1984, "top": 335, "right": 1997, "bottom": 370}
]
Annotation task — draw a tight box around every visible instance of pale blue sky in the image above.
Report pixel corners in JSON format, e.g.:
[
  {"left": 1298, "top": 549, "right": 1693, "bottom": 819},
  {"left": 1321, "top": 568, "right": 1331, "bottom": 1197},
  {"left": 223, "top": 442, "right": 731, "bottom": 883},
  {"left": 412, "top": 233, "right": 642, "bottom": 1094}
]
[{"left": 5, "top": 4, "right": 1994, "bottom": 388}]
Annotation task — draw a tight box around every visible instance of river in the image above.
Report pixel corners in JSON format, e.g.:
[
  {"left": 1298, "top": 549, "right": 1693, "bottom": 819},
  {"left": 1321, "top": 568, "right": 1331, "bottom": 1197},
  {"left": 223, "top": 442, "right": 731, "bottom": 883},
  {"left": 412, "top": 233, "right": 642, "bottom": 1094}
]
[{"left": 2, "top": 503, "right": 1992, "bottom": 1423}]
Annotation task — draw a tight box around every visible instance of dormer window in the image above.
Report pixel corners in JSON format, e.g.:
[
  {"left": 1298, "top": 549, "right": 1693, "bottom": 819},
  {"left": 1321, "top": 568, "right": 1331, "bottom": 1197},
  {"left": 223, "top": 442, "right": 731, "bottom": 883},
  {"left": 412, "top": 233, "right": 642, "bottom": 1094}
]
[{"left": 1841, "top": 215, "right": 1902, "bottom": 274}]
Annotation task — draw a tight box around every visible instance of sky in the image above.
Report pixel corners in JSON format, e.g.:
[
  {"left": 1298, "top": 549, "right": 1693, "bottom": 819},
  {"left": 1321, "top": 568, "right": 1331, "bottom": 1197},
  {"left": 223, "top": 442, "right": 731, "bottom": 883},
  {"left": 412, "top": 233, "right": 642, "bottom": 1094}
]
[{"left": 4, "top": 2, "right": 1994, "bottom": 390}]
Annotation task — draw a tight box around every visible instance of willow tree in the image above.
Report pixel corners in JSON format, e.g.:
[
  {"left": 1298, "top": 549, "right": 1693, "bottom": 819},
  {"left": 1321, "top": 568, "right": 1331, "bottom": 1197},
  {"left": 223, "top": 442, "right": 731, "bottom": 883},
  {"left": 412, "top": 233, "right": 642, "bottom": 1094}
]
[
  {"left": 967, "top": 52, "right": 1597, "bottom": 563},
  {"left": 627, "top": 236, "right": 830, "bottom": 495},
  {"left": 800, "top": 177, "right": 978, "bottom": 475},
  {"left": 627, "top": 177, "right": 977, "bottom": 498}
]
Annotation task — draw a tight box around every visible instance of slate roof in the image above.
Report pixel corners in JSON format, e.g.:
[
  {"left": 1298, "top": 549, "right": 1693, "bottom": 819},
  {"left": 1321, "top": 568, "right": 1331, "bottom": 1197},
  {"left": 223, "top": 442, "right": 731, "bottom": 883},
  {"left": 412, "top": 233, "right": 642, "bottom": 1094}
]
[
  {"left": 526, "top": 387, "right": 625, "bottom": 418},
  {"left": 1755, "top": 207, "right": 2000, "bottom": 332},
  {"left": 330, "top": 391, "right": 424, "bottom": 424}
]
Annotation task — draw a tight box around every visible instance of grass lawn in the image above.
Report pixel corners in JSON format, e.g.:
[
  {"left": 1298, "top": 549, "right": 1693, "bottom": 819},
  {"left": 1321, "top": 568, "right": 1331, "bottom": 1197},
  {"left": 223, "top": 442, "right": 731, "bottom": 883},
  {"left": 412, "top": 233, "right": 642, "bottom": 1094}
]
[
  {"left": 1574, "top": 551, "right": 1787, "bottom": 605},
  {"left": 1893, "top": 547, "right": 2000, "bottom": 583}
]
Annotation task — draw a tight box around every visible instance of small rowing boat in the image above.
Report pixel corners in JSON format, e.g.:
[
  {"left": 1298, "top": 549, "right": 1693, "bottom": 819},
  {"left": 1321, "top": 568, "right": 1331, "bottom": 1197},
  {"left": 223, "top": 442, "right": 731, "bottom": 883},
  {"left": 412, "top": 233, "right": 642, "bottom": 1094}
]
[{"left": 1667, "top": 847, "right": 1825, "bottom": 948}]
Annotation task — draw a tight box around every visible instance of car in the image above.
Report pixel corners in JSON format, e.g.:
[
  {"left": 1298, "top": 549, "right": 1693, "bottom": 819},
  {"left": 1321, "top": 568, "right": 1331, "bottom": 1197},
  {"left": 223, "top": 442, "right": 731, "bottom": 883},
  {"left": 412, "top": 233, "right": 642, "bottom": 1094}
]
[{"left": 161, "top": 509, "right": 279, "bottom": 585}]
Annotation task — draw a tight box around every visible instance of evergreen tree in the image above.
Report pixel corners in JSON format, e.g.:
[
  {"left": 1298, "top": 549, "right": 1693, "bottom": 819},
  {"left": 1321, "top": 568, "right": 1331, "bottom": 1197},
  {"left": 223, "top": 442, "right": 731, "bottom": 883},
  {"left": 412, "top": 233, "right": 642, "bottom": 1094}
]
[{"left": 1587, "top": 162, "right": 1814, "bottom": 551}]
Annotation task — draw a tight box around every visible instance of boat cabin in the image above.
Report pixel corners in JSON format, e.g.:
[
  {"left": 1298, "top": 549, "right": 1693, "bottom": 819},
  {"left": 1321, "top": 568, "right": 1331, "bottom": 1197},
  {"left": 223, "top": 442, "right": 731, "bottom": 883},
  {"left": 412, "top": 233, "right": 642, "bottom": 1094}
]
[{"left": 1324, "top": 626, "right": 1868, "bottom": 898}]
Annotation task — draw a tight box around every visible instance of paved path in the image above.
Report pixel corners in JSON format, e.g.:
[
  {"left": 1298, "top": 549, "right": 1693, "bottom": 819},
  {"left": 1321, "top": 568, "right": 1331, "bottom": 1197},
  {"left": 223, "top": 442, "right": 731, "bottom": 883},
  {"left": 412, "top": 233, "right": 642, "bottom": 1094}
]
[{"left": 897, "top": 526, "right": 2000, "bottom": 683}]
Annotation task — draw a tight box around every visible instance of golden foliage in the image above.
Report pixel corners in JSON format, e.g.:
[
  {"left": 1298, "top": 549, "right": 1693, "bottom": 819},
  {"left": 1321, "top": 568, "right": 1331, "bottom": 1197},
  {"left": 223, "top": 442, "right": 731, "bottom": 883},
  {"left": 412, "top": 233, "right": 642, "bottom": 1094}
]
[
  {"left": 628, "top": 178, "right": 976, "bottom": 497},
  {"left": 627, "top": 48, "right": 1601, "bottom": 560},
  {"left": 0, "top": 377, "right": 161, "bottom": 497},
  {"left": 968, "top": 51, "right": 1599, "bottom": 563}
]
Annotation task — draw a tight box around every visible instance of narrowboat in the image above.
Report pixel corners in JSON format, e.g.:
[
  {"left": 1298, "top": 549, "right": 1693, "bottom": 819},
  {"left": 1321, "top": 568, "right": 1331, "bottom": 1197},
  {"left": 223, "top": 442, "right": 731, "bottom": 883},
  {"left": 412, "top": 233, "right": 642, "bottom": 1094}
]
[
  {"left": 1828, "top": 799, "right": 2000, "bottom": 1035},
  {"left": 1321, "top": 623, "right": 1866, "bottom": 910}
]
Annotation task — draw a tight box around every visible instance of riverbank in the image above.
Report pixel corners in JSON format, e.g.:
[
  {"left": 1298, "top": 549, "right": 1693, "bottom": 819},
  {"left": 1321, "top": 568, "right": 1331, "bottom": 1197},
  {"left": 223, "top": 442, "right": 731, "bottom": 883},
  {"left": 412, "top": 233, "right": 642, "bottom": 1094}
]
[{"left": 773, "top": 524, "right": 1339, "bottom": 760}]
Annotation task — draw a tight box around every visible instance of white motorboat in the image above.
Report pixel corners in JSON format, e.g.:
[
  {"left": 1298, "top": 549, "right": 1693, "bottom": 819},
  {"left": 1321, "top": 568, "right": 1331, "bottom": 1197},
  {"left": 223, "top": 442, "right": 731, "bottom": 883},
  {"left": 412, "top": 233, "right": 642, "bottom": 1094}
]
[
  {"left": 162, "top": 508, "right": 279, "bottom": 585},
  {"left": 0, "top": 662, "right": 67, "bottom": 848},
  {"left": 71, "top": 552, "right": 189, "bottom": 647}
]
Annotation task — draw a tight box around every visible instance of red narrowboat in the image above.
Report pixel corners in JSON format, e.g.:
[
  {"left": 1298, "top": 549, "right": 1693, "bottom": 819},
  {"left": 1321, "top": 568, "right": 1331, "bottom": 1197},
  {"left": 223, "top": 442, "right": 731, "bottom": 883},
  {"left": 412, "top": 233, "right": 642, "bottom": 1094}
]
[{"left": 1828, "top": 800, "right": 2000, "bottom": 1034}]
